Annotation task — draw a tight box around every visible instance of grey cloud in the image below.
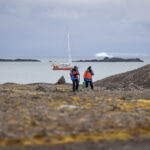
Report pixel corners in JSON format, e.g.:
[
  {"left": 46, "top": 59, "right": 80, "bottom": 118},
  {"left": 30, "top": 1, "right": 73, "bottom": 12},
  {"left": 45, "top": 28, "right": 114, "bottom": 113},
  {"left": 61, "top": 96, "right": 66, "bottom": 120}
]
[
  {"left": 0, "top": 0, "right": 150, "bottom": 57},
  {"left": 1, "top": 0, "right": 150, "bottom": 22}
]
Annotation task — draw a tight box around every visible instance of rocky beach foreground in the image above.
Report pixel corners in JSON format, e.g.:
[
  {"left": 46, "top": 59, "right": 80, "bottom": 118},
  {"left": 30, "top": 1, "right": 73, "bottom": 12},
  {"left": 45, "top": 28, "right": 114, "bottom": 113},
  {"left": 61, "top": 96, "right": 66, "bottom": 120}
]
[{"left": 0, "top": 65, "right": 150, "bottom": 150}]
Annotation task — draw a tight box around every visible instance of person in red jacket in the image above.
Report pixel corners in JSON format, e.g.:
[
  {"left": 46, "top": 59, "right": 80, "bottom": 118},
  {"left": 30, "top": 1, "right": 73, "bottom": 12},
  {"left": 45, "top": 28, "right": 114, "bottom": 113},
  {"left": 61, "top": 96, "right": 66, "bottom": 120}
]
[{"left": 84, "top": 66, "right": 94, "bottom": 89}]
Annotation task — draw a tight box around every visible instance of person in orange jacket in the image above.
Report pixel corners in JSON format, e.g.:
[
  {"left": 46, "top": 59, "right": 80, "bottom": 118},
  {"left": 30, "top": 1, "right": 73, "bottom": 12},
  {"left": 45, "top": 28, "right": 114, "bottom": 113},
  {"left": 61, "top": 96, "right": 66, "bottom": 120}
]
[
  {"left": 84, "top": 66, "right": 94, "bottom": 89},
  {"left": 70, "top": 66, "right": 80, "bottom": 91}
]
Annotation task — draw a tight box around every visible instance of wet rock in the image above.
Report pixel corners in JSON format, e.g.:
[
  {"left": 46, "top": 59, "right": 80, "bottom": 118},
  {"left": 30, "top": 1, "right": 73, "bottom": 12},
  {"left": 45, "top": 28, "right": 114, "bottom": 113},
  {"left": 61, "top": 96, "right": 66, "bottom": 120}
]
[{"left": 56, "top": 76, "right": 66, "bottom": 84}]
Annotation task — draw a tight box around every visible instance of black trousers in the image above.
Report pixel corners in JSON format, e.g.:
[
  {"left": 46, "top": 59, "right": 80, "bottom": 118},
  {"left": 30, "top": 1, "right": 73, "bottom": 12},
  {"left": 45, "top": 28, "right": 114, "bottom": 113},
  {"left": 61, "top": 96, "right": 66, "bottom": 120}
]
[
  {"left": 72, "top": 79, "right": 79, "bottom": 91},
  {"left": 86, "top": 81, "right": 93, "bottom": 89}
]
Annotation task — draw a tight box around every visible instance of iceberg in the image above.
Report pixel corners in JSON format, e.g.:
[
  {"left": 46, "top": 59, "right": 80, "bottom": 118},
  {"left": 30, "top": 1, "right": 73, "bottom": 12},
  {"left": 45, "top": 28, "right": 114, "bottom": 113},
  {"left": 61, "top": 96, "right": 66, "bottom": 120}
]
[{"left": 95, "top": 52, "right": 113, "bottom": 58}]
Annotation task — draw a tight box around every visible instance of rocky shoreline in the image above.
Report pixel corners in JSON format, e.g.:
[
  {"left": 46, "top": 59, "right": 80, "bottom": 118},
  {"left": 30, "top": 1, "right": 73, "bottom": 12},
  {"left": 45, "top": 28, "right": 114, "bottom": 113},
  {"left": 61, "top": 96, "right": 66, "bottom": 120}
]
[{"left": 73, "top": 57, "right": 144, "bottom": 62}]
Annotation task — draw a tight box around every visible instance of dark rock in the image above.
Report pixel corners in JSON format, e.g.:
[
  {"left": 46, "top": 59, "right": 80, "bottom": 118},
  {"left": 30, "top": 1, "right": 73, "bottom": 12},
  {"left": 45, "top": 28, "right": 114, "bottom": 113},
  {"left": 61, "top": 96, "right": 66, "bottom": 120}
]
[{"left": 57, "top": 76, "right": 66, "bottom": 84}]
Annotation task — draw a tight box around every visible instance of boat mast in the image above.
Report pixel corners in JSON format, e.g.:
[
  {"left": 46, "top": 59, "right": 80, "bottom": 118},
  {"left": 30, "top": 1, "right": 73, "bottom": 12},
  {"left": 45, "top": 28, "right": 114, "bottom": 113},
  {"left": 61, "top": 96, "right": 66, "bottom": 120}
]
[{"left": 67, "top": 31, "right": 73, "bottom": 66}]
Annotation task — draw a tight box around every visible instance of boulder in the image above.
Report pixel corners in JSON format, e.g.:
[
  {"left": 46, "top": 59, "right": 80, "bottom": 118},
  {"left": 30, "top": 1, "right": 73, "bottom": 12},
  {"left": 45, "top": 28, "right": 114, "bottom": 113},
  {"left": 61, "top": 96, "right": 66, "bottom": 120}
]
[{"left": 57, "top": 76, "right": 66, "bottom": 84}]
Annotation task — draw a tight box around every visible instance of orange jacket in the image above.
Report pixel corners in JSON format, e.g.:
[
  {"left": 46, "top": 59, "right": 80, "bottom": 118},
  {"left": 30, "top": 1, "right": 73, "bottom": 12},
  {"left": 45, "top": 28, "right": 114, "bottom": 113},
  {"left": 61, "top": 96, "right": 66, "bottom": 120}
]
[{"left": 84, "top": 69, "right": 94, "bottom": 80}]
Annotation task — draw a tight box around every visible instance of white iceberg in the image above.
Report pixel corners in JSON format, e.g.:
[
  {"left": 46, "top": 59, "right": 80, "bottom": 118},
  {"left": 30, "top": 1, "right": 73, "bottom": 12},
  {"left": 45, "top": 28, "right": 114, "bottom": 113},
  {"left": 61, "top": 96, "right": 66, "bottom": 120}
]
[{"left": 95, "top": 52, "right": 113, "bottom": 58}]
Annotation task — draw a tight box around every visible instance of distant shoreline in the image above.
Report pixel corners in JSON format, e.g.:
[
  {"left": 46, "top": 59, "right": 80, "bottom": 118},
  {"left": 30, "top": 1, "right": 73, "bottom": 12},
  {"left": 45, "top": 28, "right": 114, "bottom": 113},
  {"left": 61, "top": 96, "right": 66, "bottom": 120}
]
[
  {"left": 73, "top": 57, "right": 144, "bottom": 62},
  {"left": 0, "top": 57, "right": 144, "bottom": 63},
  {"left": 0, "top": 59, "right": 40, "bottom": 62}
]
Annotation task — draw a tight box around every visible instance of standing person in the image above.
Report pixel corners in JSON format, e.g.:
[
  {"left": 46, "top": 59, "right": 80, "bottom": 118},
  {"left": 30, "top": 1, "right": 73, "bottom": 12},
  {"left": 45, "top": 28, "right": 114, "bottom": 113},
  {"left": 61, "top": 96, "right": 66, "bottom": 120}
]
[
  {"left": 84, "top": 66, "right": 94, "bottom": 89},
  {"left": 70, "top": 66, "right": 80, "bottom": 91}
]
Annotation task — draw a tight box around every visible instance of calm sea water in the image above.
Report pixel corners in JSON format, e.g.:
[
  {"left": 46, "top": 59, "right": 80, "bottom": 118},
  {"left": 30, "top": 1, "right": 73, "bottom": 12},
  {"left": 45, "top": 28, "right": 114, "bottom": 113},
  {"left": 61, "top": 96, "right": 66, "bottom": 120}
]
[{"left": 0, "top": 57, "right": 150, "bottom": 84}]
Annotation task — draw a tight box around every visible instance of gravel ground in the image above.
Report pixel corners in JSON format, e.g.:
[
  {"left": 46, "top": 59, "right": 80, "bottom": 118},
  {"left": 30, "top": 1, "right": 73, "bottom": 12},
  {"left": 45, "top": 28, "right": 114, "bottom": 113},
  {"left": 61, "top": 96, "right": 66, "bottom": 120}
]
[{"left": 0, "top": 83, "right": 150, "bottom": 150}]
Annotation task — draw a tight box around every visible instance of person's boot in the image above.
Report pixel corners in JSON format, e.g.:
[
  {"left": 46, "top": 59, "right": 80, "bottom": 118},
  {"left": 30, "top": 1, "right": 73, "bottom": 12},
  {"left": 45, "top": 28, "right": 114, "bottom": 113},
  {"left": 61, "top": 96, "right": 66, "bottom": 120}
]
[{"left": 72, "top": 87, "right": 76, "bottom": 92}]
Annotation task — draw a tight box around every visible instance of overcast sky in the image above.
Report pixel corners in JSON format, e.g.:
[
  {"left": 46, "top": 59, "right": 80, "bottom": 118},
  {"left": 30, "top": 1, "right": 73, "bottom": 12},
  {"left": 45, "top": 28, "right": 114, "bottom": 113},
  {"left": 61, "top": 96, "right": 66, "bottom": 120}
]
[{"left": 0, "top": 0, "right": 150, "bottom": 58}]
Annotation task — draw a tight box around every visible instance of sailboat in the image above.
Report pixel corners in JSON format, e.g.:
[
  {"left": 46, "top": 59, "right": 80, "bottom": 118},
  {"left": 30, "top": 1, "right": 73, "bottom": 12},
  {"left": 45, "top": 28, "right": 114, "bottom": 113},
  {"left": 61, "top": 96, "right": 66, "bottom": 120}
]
[{"left": 52, "top": 31, "right": 74, "bottom": 70}]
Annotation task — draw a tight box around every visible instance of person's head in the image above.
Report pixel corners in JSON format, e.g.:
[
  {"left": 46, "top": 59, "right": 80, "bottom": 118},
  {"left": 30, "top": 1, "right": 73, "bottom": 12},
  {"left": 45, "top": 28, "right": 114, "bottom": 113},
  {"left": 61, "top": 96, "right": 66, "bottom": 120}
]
[
  {"left": 74, "top": 66, "right": 78, "bottom": 71},
  {"left": 88, "top": 66, "right": 91, "bottom": 70}
]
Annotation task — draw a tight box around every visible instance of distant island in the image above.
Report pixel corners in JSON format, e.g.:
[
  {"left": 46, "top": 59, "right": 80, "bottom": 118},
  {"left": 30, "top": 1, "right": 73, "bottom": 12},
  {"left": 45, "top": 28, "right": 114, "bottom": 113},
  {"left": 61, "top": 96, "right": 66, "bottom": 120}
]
[
  {"left": 0, "top": 59, "right": 40, "bottom": 62},
  {"left": 73, "top": 57, "right": 144, "bottom": 62}
]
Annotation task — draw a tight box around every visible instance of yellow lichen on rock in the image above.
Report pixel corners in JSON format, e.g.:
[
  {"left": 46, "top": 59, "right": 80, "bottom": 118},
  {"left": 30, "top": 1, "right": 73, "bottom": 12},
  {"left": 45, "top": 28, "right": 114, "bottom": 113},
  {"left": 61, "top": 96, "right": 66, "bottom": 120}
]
[
  {"left": 47, "top": 100, "right": 67, "bottom": 107},
  {"left": 84, "top": 103, "right": 93, "bottom": 109},
  {"left": 1, "top": 83, "right": 150, "bottom": 148}
]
